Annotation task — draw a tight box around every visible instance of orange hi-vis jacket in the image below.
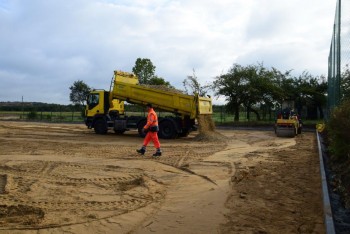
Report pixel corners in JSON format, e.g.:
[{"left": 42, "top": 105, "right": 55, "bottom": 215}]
[{"left": 143, "top": 108, "right": 158, "bottom": 130}]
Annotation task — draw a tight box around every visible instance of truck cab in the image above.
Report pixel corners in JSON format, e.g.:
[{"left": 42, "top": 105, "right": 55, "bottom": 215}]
[{"left": 85, "top": 90, "right": 126, "bottom": 134}]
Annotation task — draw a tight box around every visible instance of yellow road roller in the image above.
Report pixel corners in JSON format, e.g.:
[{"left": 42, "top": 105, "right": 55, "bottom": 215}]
[{"left": 274, "top": 101, "right": 302, "bottom": 137}]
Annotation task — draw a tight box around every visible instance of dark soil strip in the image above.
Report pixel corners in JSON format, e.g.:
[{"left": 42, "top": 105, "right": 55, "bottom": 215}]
[{"left": 0, "top": 174, "right": 7, "bottom": 194}]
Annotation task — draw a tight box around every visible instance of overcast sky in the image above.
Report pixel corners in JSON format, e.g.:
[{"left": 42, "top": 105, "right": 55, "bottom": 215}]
[{"left": 0, "top": 0, "right": 336, "bottom": 104}]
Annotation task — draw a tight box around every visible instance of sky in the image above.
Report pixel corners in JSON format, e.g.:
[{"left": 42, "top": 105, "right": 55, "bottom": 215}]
[{"left": 0, "top": 0, "right": 336, "bottom": 105}]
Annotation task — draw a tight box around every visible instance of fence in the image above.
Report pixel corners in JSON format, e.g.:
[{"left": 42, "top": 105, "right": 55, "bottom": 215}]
[
  {"left": 1, "top": 104, "right": 325, "bottom": 125},
  {"left": 1, "top": 103, "right": 327, "bottom": 126},
  {"left": 328, "top": 0, "right": 350, "bottom": 110},
  {"left": 0, "top": 107, "right": 277, "bottom": 125},
  {"left": 0, "top": 111, "right": 83, "bottom": 122}
]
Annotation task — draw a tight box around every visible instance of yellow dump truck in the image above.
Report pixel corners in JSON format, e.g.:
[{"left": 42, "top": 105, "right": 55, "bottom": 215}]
[{"left": 84, "top": 71, "right": 212, "bottom": 138}]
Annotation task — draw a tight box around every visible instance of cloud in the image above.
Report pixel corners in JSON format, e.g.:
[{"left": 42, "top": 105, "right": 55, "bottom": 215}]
[{"left": 0, "top": 0, "right": 336, "bottom": 104}]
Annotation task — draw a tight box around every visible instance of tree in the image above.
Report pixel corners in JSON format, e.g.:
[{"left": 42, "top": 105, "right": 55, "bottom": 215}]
[
  {"left": 213, "top": 63, "right": 294, "bottom": 121},
  {"left": 257, "top": 67, "right": 289, "bottom": 120},
  {"left": 295, "top": 72, "right": 327, "bottom": 119},
  {"left": 227, "top": 63, "right": 283, "bottom": 121},
  {"left": 132, "top": 58, "right": 156, "bottom": 84},
  {"left": 270, "top": 68, "right": 294, "bottom": 104},
  {"left": 183, "top": 69, "right": 211, "bottom": 96},
  {"left": 69, "top": 80, "right": 91, "bottom": 106},
  {"left": 214, "top": 62, "right": 328, "bottom": 121},
  {"left": 213, "top": 64, "right": 248, "bottom": 121},
  {"left": 341, "top": 64, "right": 350, "bottom": 101},
  {"left": 148, "top": 75, "right": 173, "bottom": 87},
  {"left": 132, "top": 58, "right": 173, "bottom": 88},
  {"left": 240, "top": 64, "right": 269, "bottom": 120}
]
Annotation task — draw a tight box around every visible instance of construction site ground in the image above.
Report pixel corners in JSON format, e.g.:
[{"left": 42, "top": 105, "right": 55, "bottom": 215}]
[{"left": 0, "top": 121, "right": 324, "bottom": 233}]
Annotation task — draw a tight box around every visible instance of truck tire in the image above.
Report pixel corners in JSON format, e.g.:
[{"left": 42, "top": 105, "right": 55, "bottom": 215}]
[
  {"left": 159, "top": 120, "right": 178, "bottom": 139},
  {"left": 94, "top": 119, "right": 108, "bottom": 134}
]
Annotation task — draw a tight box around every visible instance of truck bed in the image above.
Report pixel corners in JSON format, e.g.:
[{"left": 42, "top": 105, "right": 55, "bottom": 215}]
[{"left": 111, "top": 78, "right": 212, "bottom": 118}]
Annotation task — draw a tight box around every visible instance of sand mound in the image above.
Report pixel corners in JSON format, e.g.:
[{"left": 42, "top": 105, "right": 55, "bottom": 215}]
[
  {"left": 194, "top": 115, "right": 228, "bottom": 142},
  {"left": 142, "top": 85, "right": 185, "bottom": 94}
]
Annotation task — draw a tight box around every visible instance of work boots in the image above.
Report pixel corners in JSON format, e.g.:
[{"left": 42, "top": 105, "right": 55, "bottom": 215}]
[
  {"left": 136, "top": 146, "right": 146, "bottom": 155},
  {"left": 152, "top": 148, "right": 162, "bottom": 157},
  {"left": 137, "top": 147, "right": 161, "bottom": 157}
]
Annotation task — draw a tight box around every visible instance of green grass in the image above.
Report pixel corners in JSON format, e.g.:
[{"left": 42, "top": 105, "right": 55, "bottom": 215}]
[{"left": 0, "top": 111, "right": 84, "bottom": 122}]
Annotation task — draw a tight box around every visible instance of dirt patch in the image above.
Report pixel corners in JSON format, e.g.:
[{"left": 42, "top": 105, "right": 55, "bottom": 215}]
[
  {"left": 0, "top": 205, "right": 44, "bottom": 226},
  {"left": 0, "top": 175, "right": 7, "bottom": 194},
  {"left": 0, "top": 122, "right": 324, "bottom": 233},
  {"left": 221, "top": 133, "right": 324, "bottom": 233}
]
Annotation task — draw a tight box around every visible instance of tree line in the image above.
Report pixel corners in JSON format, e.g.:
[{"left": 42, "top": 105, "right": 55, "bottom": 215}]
[
  {"left": 0, "top": 102, "right": 81, "bottom": 112},
  {"left": 69, "top": 58, "right": 334, "bottom": 121},
  {"left": 212, "top": 63, "right": 328, "bottom": 121}
]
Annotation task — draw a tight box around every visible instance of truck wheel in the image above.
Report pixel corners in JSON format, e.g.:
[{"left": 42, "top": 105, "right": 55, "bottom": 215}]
[
  {"left": 159, "top": 120, "right": 178, "bottom": 139},
  {"left": 94, "top": 119, "right": 107, "bottom": 134}
]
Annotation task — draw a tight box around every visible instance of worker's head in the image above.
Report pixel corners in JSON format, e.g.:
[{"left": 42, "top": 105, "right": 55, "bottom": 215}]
[{"left": 146, "top": 103, "right": 152, "bottom": 111}]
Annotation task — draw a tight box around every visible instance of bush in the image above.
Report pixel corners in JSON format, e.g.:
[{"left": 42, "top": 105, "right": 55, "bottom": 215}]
[
  {"left": 327, "top": 100, "right": 350, "bottom": 208},
  {"left": 328, "top": 100, "right": 350, "bottom": 162},
  {"left": 27, "top": 111, "right": 38, "bottom": 120}
]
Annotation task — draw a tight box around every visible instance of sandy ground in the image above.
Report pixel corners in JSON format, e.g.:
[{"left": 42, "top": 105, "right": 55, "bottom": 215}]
[{"left": 0, "top": 121, "right": 324, "bottom": 233}]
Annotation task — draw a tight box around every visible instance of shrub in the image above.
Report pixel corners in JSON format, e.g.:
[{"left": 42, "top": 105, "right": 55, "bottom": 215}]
[
  {"left": 327, "top": 100, "right": 350, "bottom": 208},
  {"left": 27, "top": 111, "right": 38, "bottom": 120},
  {"left": 328, "top": 100, "right": 350, "bottom": 162}
]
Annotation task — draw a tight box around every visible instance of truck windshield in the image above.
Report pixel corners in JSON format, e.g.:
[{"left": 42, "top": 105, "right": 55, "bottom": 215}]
[{"left": 87, "top": 93, "right": 99, "bottom": 108}]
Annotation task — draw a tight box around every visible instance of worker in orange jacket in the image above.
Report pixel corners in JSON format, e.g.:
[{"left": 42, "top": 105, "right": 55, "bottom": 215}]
[{"left": 137, "top": 103, "right": 162, "bottom": 157}]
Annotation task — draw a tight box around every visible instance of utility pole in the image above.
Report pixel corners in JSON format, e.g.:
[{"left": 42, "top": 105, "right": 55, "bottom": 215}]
[{"left": 335, "top": 0, "right": 341, "bottom": 106}]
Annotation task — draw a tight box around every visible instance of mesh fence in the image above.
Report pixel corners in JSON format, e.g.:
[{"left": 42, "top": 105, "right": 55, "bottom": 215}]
[{"left": 328, "top": 0, "right": 350, "bottom": 111}]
